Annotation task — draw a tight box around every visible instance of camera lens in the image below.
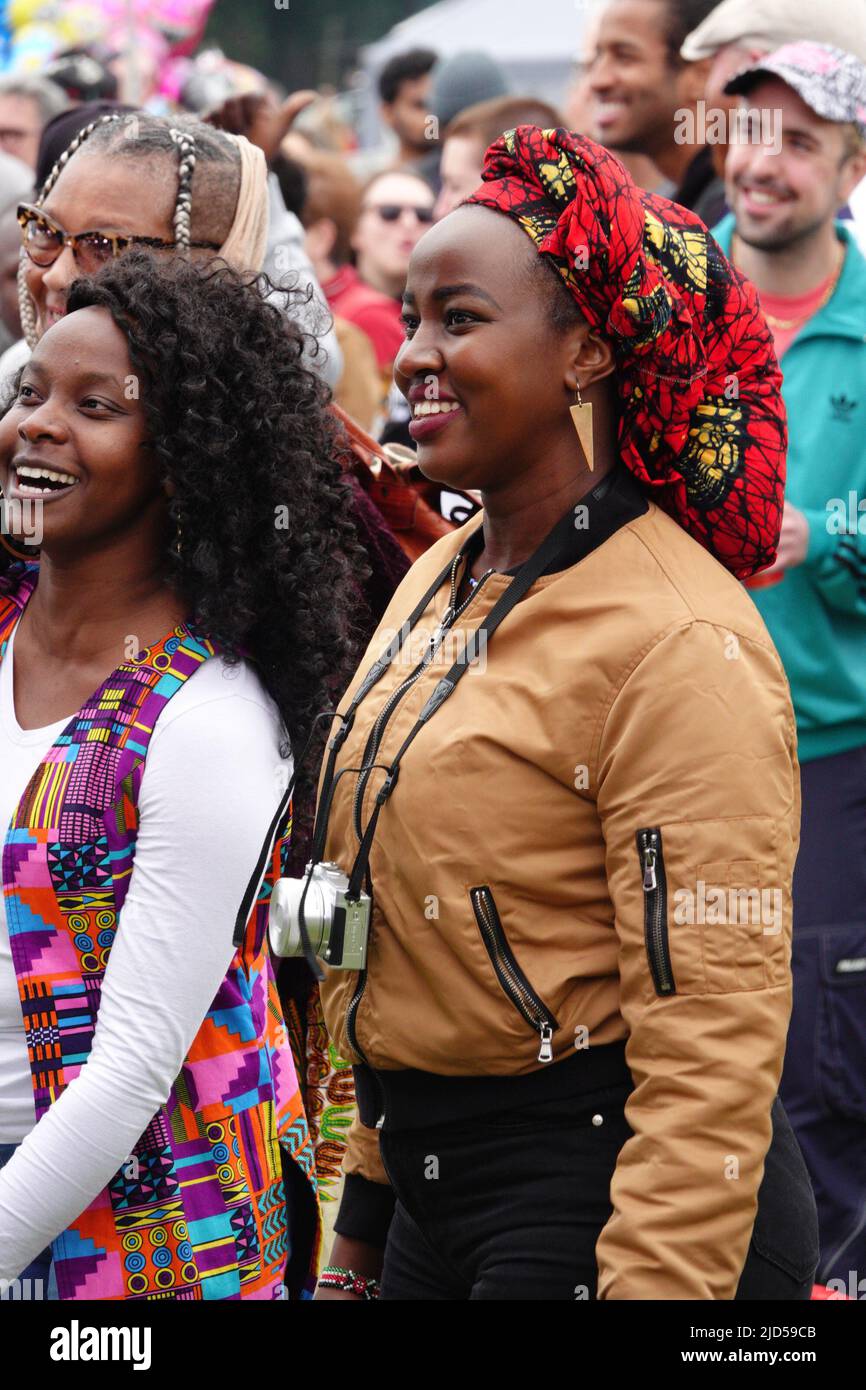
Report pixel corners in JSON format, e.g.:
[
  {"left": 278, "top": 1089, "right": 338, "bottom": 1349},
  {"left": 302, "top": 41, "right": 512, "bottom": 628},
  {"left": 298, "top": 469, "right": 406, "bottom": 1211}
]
[{"left": 269, "top": 876, "right": 328, "bottom": 958}]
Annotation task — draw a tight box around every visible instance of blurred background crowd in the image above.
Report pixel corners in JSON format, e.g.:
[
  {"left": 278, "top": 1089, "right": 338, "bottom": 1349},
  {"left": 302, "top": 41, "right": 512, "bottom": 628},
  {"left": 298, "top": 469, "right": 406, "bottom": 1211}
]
[{"left": 0, "top": 0, "right": 863, "bottom": 437}]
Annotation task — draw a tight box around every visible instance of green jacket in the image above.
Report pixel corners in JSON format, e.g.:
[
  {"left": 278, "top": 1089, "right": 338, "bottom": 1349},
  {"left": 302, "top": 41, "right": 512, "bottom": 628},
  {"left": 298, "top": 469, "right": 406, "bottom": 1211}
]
[{"left": 715, "top": 215, "right": 866, "bottom": 762}]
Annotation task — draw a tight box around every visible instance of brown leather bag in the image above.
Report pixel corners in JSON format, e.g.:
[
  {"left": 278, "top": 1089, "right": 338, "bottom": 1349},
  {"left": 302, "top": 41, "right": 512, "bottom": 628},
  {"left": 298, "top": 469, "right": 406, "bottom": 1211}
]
[{"left": 330, "top": 403, "right": 480, "bottom": 563}]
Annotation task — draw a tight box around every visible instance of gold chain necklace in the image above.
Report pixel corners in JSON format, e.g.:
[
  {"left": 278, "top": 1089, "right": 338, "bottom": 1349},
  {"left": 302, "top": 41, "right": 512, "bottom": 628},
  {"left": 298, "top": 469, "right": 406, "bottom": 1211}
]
[{"left": 732, "top": 234, "right": 845, "bottom": 331}]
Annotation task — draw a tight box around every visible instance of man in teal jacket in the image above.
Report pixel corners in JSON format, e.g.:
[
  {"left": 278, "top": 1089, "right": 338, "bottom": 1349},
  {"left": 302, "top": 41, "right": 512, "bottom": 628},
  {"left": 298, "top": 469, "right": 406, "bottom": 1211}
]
[{"left": 716, "top": 41, "right": 866, "bottom": 1289}]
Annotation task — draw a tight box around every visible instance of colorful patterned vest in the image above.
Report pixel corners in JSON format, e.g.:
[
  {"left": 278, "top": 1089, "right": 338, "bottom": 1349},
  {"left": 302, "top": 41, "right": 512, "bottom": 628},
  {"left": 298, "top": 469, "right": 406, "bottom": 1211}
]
[{"left": 0, "top": 563, "right": 320, "bottom": 1300}]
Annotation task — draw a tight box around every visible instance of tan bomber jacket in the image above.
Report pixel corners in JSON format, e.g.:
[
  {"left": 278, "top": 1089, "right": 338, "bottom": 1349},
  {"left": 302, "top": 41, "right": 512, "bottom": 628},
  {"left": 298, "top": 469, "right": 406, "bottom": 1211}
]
[{"left": 318, "top": 470, "right": 800, "bottom": 1299}]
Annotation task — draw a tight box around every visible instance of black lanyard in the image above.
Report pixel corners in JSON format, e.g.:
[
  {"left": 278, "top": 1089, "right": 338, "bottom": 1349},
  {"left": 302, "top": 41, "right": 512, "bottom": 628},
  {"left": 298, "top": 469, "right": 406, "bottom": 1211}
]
[
  {"left": 232, "top": 469, "right": 645, "bottom": 946},
  {"left": 231, "top": 543, "right": 478, "bottom": 947},
  {"left": 338, "top": 511, "right": 579, "bottom": 901}
]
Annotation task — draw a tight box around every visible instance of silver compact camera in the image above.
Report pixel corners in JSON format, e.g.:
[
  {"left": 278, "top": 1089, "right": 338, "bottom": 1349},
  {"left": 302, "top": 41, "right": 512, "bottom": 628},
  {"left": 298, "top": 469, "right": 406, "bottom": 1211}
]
[{"left": 269, "top": 862, "right": 371, "bottom": 970}]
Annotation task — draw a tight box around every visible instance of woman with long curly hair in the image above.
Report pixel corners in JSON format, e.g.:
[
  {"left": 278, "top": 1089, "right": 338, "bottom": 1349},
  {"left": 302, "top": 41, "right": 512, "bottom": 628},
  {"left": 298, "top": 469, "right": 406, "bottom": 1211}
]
[
  {"left": 3, "top": 102, "right": 410, "bottom": 1251},
  {"left": 0, "top": 250, "right": 368, "bottom": 1300}
]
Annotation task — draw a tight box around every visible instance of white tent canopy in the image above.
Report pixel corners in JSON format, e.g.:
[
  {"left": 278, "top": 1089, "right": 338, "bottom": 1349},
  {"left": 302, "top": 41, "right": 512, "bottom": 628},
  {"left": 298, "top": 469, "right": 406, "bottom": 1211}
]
[
  {"left": 363, "top": 0, "right": 590, "bottom": 66},
  {"left": 357, "top": 0, "right": 592, "bottom": 145}
]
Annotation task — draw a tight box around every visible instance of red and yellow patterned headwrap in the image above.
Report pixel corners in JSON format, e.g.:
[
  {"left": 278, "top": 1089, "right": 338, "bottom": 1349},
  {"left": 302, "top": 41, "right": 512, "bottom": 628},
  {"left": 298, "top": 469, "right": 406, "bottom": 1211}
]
[{"left": 463, "top": 126, "right": 786, "bottom": 579}]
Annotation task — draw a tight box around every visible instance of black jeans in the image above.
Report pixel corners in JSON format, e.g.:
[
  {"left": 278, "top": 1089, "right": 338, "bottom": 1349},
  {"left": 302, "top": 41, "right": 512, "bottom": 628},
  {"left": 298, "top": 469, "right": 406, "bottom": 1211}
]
[{"left": 378, "top": 1079, "right": 819, "bottom": 1300}]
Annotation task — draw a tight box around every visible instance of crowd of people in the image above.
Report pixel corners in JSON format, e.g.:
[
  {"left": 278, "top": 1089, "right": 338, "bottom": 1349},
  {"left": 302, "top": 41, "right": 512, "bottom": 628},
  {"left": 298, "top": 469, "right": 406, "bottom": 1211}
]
[{"left": 0, "top": 0, "right": 864, "bottom": 1305}]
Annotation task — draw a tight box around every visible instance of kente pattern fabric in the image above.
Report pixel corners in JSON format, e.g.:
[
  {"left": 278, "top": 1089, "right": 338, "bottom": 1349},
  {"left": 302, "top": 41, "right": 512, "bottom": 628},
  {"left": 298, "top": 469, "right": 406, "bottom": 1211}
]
[
  {"left": 464, "top": 126, "right": 787, "bottom": 579},
  {"left": 285, "top": 991, "right": 354, "bottom": 1209},
  {"left": 0, "top": 562, "right": 319, "bottom": 1300}
]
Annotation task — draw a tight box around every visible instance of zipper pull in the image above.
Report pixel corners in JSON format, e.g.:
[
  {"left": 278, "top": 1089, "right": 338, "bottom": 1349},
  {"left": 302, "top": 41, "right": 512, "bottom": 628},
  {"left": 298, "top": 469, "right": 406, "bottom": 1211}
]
[
  {"left": 641, "top": 844, "right": 657, "bottom": 892},
  {"left": 537, "top": 1022, "right": 554, "bottom": 1064},
  {"left": 428, "top": 606, "right": 455, "bottom": 654}
]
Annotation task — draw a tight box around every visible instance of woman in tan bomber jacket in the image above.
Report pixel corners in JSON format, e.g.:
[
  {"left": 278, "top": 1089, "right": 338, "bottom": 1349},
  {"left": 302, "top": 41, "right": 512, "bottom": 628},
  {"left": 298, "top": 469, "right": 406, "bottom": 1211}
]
[{"left": 308, "top": 128, "right": 820, "bottom": 1300}]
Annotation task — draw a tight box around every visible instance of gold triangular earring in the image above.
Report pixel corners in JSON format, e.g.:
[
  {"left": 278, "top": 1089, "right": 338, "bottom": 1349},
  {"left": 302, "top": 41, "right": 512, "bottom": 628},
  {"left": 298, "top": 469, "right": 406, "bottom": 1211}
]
[{"left": 570, "top": 383, "right": 594, "bottom": 473}]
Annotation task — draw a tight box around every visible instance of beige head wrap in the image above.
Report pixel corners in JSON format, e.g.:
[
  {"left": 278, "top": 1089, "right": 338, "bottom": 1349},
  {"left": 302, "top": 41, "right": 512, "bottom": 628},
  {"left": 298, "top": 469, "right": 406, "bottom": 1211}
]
[{"left": 217, "top": 132, "right": 269, "bottom": 275}]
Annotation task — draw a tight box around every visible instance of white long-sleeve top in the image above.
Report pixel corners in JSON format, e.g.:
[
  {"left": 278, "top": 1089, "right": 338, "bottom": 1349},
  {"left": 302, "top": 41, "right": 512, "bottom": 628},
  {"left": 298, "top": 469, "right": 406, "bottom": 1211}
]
[{"left": 0, "top": 617, "right": 292, "bottom": 1281}]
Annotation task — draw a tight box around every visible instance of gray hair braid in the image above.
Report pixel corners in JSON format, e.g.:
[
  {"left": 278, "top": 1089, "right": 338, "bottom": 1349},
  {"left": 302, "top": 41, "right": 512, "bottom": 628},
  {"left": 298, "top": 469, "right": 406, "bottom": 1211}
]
[
  {"left": 19, "top": 113, "right": 124, "bottom": 348},
  {"left": 169, "top": 127, "right": 196, "bottom": 254},
  {"left": 18, "top": 251, "right": 38, "bottom": 349},
  {"left": 38, "top": 113, "right": 124, "bottom": 206}
]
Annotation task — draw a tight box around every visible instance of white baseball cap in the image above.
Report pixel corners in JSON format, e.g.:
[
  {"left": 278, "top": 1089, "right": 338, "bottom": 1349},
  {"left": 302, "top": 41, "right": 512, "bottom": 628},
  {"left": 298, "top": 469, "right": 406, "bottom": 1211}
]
[{"left": 681, "top": 0, "right": 866, "bottom": 66}]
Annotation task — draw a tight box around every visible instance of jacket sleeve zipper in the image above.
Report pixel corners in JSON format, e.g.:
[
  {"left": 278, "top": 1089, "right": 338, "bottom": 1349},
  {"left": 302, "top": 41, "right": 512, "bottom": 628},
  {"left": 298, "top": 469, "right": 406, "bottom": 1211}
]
[
  {"left": 470, "top": 886, "right": 559, "bottom": 1063},
  {"left": 636, "top": 828, "right": 675, "bottom": 996}
]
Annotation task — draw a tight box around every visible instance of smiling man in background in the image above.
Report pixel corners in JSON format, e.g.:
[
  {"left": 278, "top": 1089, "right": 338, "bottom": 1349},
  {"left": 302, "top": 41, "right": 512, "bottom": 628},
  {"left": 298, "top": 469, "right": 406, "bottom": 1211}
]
[
  {"left": 714, "top": 41, "right": 866, "bottom": 1289},
  {"left": 681, "top": 0, "right": 866, "bottom": 245},
  {"left": 683, "top": 0, "right": 866, "bottom": 121},
  {"left": 587, "top": 0, "right": 723, "bottom": 218}
]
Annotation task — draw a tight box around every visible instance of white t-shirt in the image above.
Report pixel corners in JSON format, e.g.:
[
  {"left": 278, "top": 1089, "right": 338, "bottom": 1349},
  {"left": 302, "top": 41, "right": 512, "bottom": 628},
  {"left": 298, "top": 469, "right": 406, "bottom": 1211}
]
[{"left": 0, "top": 616, "right": 292, "bottom": 1281}]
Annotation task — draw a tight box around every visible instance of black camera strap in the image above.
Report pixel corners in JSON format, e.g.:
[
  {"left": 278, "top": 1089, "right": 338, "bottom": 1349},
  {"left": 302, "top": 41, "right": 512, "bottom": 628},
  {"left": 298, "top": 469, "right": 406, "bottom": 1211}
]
[
  {"left": 232, "top": 546, "right": 477, "bottom": 948},
  {"left": 309, "top": 537, "right": 482, "bottom": 865},
  {"left": 342, "top": 500, "right": 590, "bottom": 901},
  {"left": 234, "top": 467, "right": 645, "bottom": 948},
  {"left": 231, "top": 710, "right": 338, "bottom": 947}
]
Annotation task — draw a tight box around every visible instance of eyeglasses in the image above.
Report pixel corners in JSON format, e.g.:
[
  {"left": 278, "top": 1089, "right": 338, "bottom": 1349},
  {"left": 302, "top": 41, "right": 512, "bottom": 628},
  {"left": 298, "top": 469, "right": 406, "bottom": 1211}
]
[
  {"left": 17, "top": 203, "right": 221, "bottom": 274},
  {"left": 364, "top": 203, "right": 435, "bottom": 224}
]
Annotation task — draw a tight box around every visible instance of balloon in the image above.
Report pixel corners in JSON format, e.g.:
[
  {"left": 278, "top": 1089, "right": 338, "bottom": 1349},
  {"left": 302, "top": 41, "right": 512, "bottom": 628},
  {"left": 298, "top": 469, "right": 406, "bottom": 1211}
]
[{"left": 3, "top": 0, "right": 216, "bottom": 83}]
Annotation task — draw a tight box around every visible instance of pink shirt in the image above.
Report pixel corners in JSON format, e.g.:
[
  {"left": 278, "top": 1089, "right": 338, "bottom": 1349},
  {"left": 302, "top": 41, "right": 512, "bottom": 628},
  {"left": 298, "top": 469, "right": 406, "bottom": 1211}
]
[
  {"left": 759, "top": 270, "right": 838, "bottom": 360},
  {"left": 322, "top": 265, "right": 405, "bottom": 371}
]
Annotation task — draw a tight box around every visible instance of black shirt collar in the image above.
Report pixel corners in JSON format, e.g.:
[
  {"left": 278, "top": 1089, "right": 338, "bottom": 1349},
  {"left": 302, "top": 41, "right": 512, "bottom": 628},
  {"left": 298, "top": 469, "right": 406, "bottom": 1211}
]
[{"left": 462, "top": 465, "right": 648, "bottom": 579}]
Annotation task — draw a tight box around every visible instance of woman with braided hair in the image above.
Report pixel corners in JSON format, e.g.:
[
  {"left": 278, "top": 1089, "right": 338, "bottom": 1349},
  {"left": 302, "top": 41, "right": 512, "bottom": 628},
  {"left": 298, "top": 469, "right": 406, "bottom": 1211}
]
[
  {"left": 0, "top": 248, "right": 369, "bottom": 1299},
  {"left": 311, "top": 127, "right": 820, "bottom": 1301},
  {"left": 4, "top": 105, "right": 406, "bottom": 628}
]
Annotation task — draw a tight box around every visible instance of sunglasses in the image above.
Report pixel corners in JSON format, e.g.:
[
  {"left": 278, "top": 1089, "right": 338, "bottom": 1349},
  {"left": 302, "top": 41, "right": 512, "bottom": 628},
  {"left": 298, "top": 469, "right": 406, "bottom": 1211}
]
[
  {"left": 365, "top": 203, "right": 435, "bottom": 224},
  {"left": 17, "top": 203, "right": 221, "bottom": 274}
]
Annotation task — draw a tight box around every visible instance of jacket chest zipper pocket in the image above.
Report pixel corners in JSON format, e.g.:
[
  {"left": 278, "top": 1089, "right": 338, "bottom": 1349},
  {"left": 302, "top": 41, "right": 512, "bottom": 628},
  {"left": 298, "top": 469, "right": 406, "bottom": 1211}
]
[
  {"left": 636, "top": 828, "right": 676, "bottom": 996},
  {"left": 346, "top": 969, "right": 369, "bottom": 1063},
  {"left": 469, "top": 886, "right": 560, "bottom": 1063}
]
